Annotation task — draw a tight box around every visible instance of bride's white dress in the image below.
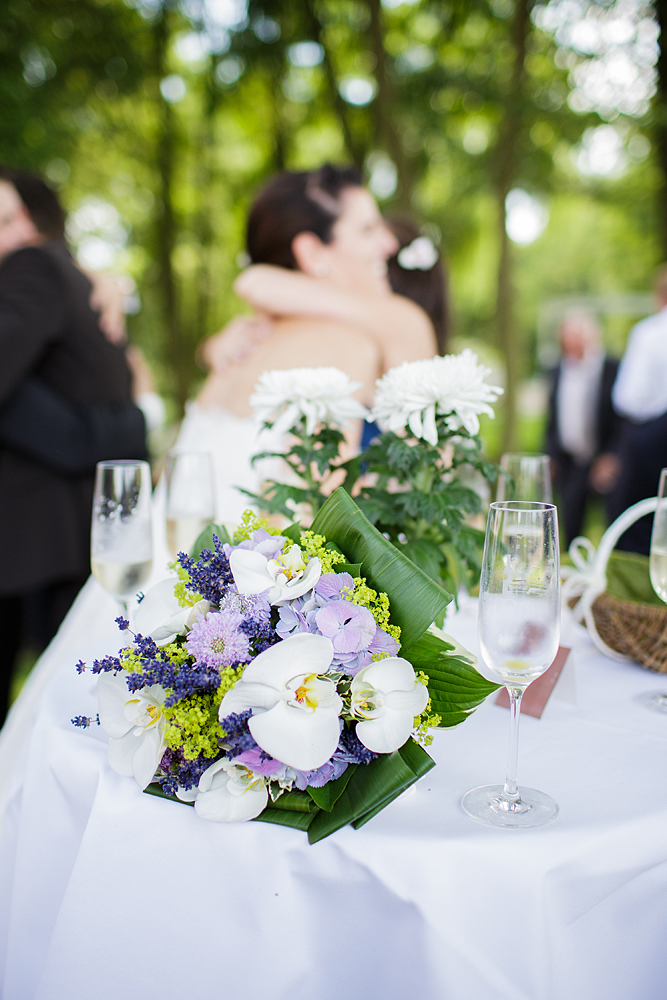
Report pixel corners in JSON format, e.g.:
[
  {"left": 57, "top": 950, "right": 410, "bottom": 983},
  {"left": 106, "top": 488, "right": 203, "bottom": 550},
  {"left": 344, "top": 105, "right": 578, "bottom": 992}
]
[{"left": 174, "top": 401, "right": 282, "bottom": 525}]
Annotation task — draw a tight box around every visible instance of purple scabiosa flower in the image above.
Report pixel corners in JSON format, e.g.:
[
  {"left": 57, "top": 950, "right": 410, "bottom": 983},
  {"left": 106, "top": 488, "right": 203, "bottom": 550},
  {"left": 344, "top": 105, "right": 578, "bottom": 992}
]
[
  {"left": 314, "top": 573, "right": 354, "bottom": 603},
  {"left": 315, "top": 600, "right": 376, "bottom": 655},
  {"left": 220, "top": 588, "right": 271, "bottom": 622},
  {"left": 186, "top": 610, "right": 251, "bottom": 667}
]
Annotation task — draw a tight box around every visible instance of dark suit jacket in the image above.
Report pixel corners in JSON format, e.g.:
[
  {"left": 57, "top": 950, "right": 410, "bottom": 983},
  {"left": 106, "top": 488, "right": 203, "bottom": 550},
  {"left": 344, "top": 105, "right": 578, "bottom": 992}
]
[
  {"left": 546, "top": 356, "right": 622, "bottom": 464},
  {"left": 0, "top": 241, "right": 146, "bottom": 596}
]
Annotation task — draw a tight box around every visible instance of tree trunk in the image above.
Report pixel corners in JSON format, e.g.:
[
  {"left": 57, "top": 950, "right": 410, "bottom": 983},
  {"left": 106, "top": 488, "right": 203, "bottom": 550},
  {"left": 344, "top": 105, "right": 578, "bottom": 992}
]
[
  {"left": 494, "top": 0, "right": 530, "bottom": 453},
  {"left": 654, "top": 0, "right": 667, "bottom": 257},
  {"left": 193, "top": 53, "right": 220, "bottom": 349},
  {"left": 365, "top": 0, "right": 413, "bottom": 210},
  {"left": 303, "top": 0, "right": 364, "bottom": 167},
  {"left": 152, "top": 3, "right": 188, "bottom": 414}
]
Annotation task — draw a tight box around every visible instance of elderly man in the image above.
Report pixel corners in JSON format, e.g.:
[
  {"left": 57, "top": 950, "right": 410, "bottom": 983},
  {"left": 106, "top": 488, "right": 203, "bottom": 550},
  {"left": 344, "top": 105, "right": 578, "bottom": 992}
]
[
  {"left": 609, "top": 265, "right": 667, "bottom": 554},
  {"left": 545, "top": 313, "right": 621, "bottom": 545},
  {"left": 0, "top": 169, "right": 147, "bottom": 726}
]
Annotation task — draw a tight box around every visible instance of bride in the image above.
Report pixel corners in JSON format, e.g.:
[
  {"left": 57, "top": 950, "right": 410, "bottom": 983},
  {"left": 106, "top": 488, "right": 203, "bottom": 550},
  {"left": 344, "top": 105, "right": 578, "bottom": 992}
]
[{"left": 176, "top": 164, "right": 437, "bottom": 523}]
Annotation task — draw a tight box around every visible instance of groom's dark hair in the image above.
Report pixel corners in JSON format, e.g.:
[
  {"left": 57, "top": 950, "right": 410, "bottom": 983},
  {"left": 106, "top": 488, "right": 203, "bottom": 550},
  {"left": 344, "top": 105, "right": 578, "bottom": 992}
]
[
  {"left": 247, "top": 163, "right": 362, "bottom": 270},
  {"left": 0, "top": 168, "right": 66, "bottom": 240}
]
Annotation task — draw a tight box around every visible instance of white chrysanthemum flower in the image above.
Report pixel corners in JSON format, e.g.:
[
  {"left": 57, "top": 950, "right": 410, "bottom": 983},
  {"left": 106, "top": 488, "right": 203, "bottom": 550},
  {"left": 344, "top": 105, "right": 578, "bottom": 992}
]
[
  {"left": 371, "top": 350, "right": 503, "bottom": 446},
  {"left": 250, "top": 367, "right": 369, "bottom": 435}
]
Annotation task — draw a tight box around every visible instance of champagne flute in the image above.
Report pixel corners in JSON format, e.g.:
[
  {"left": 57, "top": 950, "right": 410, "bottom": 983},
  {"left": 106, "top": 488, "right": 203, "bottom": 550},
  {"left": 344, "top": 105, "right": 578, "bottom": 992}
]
[
  {"left": 497, "top": 453, "right": 553, "bottom": 503},
  {"left": 165, "top": 450, "right": 216, "bottom": 559},
  {"left": 462, "top": 501, "right": 561, "bottom": 828},
  {"left": 637, "top": 468, "right": 667, "bottom": 713},
  {"left": 91, "top": 460, "right": 153, "bottom": 616}
]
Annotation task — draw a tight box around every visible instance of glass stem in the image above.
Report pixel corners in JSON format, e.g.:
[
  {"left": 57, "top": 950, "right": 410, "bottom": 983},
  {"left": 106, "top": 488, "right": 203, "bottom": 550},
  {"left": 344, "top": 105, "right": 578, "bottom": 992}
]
[{"left": 503, "top": 687, "right": 524, "bottom": 803}]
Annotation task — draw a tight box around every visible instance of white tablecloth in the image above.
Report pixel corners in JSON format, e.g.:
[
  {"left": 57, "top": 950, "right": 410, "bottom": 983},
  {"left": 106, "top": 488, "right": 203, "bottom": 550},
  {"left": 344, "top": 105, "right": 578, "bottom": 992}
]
[{"left": 1, "top": 586, "right": 667, "bottom": 1000}]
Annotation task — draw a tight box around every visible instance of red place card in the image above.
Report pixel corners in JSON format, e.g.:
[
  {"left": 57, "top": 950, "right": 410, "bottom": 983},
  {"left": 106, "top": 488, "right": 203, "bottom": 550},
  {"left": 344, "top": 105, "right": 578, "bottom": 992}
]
[{"left": 494, "top": 646, "right": 572, "bottom": 719}]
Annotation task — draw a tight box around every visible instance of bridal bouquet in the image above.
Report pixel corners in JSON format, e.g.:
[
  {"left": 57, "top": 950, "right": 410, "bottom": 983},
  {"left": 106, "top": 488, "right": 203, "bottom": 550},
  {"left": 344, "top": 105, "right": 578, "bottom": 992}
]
[
  {"left": 75, "top": 489, "right": 497, "bottom": 843},
  {"left": 248, "top": 352, "right": 503, "bottom": 601}
]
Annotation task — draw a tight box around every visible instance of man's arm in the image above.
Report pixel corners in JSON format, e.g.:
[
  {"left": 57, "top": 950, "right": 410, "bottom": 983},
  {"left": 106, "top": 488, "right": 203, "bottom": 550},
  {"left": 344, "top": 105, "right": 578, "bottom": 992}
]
[
  {"left": 0, "top": 377, "right": 148, "bottom": 473},
  {"left": 0, "top": 248, "right": 66, "bottom": 403}
]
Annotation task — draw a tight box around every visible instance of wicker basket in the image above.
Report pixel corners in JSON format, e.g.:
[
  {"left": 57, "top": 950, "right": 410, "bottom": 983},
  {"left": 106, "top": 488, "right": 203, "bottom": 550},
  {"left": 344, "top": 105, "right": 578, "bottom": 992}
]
[
  {"left": 562, "top": 496, "right": 667, "bottom": 671},
  {"left": 590, "top": 591, "right": 667, "bottom": 673}
]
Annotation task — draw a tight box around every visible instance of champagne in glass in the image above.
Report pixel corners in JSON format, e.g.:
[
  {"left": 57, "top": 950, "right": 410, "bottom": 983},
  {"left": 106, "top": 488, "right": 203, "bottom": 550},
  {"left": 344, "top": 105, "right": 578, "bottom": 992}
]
[
  {"left": 165, "top": 451, "right": 216, "bottom": 559},
  {"left": 462, "top": 501, "right": 561, "bottom": 828},
  {"left": 91, "top": 460, "right": 153, "bottom": 614},
  {"left": 497, "top": 453, "right": 553, "bottom": 503},
  {"left": 638, "top": 468, "right": 667, "bottom": 713}
]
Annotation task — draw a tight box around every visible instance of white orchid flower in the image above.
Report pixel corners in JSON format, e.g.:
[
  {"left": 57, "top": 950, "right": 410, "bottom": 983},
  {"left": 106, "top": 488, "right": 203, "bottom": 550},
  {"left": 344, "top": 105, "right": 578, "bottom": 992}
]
[
  {"left": 134, "top": 578, "right": 210, "bottom": 644},
  {"left": 218, "top": 633, "right": 342, "bottom": 771},
  {"left": 192, "top": 758, "right": 268, "bottom": 823},
  {"left": 97, "top": 671, "right": 167, "bottom": 790},
  {"left": 230, "top": 545, "right": 321, "bottom": 606},
  {"left": 350, "top": 658, "right": 429, "bottom": 754}
]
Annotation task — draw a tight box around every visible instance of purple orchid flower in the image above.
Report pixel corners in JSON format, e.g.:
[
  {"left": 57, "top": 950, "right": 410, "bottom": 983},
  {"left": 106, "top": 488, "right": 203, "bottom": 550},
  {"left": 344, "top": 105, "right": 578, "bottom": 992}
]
[{"left": 233, "top": 748, "right": 284, "bottom": 778}]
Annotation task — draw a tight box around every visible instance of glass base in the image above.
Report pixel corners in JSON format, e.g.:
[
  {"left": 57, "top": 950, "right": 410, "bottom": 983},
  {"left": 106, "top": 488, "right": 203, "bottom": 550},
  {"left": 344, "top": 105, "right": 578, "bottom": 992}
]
[
  {"left": 635, "top": 691, "right": 667, "bottom": 714},
  {"left": 461, "top": 784, "right": 559, "bottom": 828}
]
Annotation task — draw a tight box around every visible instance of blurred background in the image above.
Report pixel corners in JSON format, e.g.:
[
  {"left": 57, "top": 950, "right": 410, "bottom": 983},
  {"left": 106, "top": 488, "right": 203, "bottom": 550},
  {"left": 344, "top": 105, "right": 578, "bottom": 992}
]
[{"left": 2, "top": 0, "right": 662, "bottom": 461}]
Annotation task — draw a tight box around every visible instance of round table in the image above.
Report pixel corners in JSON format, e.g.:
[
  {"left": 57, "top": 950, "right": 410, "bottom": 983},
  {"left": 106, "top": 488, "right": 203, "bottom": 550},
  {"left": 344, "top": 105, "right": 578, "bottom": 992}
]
[{"left": 1, "top": 584, "right": 666, "bottom": 1000}]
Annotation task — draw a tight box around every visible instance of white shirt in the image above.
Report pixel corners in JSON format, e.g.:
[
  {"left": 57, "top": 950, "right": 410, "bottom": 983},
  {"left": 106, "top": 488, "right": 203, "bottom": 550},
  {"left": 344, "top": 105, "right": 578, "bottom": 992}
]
[
  {"left": 557, "top": 350, "right": 603, "bottom": 463},
  {"left": 613, "top": 306, "right": 667, "bottom": 421}
]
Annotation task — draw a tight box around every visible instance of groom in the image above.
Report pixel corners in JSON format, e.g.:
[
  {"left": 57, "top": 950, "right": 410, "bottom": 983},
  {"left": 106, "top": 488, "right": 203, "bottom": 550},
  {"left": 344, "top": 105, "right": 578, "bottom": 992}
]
[{"left": 0, "top": 169, "right": 147, "bottom": 726}]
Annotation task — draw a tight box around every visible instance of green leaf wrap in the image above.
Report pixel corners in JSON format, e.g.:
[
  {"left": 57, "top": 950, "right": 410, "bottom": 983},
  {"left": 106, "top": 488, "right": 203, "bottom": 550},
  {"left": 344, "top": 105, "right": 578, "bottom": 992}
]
[
  {"left": 311, "top": 487, "right": 452, "bottom": 650},
  {"left": 307, "top": 738, "right": 435, "bottom": 844},
  {"left": 405, "top": 629, "right": 499, "bottom": 727}
]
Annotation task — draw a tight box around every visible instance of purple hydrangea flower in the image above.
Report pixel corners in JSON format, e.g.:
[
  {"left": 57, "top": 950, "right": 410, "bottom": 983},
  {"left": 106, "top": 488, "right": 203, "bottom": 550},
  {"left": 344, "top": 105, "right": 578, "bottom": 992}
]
[
  {"left": 276, "top": 605, "right": 312, "bottom": 640},
  {"left": 186, "top": 610, "right": 251, "bottom": 667},
  {"left": 303, "top": 757, "right": 348, "bottom": 787},
  {"left": 314, "top": 572, "right": 354, "bottom": 603},
  {"left": 368, "top": 625, "right": 400, "bottom": 658},
  {"left": 225, "top": 529, "right": 286, "bottom": 561},
  {"left": 315, "top": 600, "right": 376, "bottom": 655}
]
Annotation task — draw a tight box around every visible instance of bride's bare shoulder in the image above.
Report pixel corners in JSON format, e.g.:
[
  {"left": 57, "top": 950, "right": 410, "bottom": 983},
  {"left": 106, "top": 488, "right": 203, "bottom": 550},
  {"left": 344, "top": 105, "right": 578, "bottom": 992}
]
[
  {"left": 266, "top": 316, "right": 379, "bottom": 366},
  {"left": 196, "top": 317, "right": 379, "bottom": 415}
]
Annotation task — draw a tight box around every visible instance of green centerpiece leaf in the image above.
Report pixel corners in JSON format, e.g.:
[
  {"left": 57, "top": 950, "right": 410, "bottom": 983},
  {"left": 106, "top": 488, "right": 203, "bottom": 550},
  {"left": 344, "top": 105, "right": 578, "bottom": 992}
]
[
  {"left": 306, "top": 765, "right": 357, "bottom": 812},
  {"left": 405, "top": 629, "right": 500, "bottom": 726},
  {"left": 191, "top": 522, "right": 231, "bottom": 558},
  {"left": 307, "top": 738, "right": 435, "bottom": 844},
  {"left": 311, "top": 488, "right": 452, "bottom": 651}
]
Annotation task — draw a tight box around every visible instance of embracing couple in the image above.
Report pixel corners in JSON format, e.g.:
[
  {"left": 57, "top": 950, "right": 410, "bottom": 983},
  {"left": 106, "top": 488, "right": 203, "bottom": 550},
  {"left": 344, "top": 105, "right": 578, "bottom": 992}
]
[{"left": 0, "top": 161, "right": 443, "bottom": 723}]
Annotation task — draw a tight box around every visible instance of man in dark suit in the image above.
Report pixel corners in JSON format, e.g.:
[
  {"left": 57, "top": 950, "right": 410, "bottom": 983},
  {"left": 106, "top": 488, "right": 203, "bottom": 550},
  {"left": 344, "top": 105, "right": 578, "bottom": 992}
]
[
  {"left": 0, "top": 169, "right": 148, "bottom": 725},
  {"left": 545, "top": 314, "right": 622, "bottom": 546}
]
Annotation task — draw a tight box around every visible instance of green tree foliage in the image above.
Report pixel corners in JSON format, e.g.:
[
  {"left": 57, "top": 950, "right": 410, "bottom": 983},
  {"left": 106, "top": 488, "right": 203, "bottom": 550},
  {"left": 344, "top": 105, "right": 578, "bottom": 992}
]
[{"left": 0, "top": 0, "right": 660, "bottom": 430}]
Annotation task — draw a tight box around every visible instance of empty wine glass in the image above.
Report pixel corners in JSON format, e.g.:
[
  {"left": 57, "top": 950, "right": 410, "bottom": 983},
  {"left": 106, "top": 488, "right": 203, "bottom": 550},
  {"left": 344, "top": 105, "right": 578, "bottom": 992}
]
[
  {"left": 497, "top": 453, "right": 553, "bottom": 503},
  {"left": 165, "top": 451, "right": 216, "bottom": 559},
  {"left": 462, "top": 501, "right": 561, "bottom": 828},
  {"left": 636, "top": 468, "right": 667, "bottom": 713},
  {"left": 91, "top": 460, "right": 153, "bottom": 616}
]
